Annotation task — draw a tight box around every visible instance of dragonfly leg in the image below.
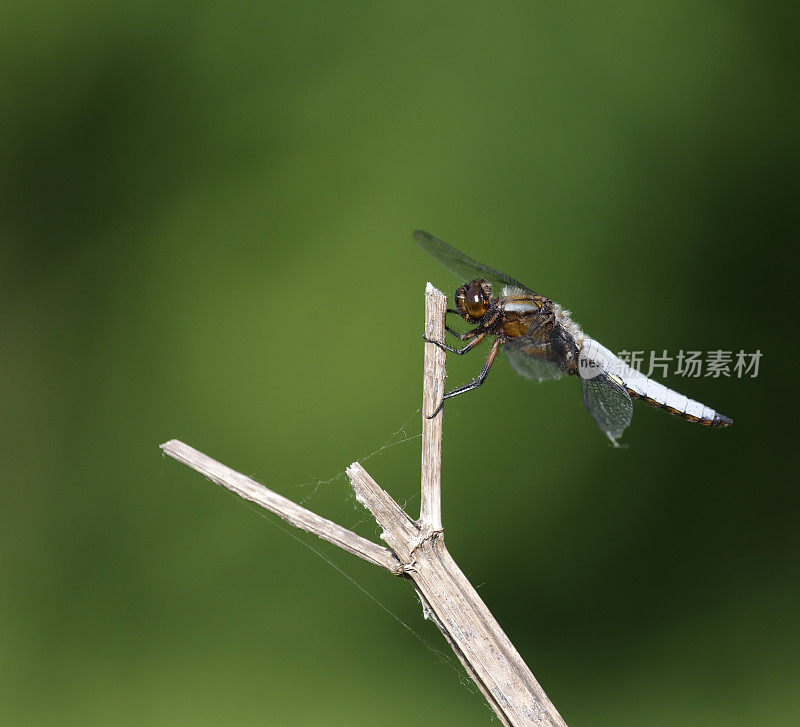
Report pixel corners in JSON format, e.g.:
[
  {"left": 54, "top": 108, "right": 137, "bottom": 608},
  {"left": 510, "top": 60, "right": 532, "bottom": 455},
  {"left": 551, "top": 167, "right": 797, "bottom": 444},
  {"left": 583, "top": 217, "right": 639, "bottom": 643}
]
[
  {"left": 423, "top": 331, "right": 485, "bottom": 355},
  {"left": 442, "top": 309, "right": 476, "bottom": 341},
  {"left": 427, "top": 337, "right": 501, "bottom": 419},
  {"left": 445, "top": 324, "right": 475, "bottom": 341}
]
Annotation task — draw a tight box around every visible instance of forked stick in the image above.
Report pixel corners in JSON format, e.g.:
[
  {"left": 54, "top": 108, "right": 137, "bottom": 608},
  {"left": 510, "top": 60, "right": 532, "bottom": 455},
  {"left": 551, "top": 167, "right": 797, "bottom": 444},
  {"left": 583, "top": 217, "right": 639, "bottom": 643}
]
[{"left": 160, "top": 284, "right": 567, "bottom": 727}]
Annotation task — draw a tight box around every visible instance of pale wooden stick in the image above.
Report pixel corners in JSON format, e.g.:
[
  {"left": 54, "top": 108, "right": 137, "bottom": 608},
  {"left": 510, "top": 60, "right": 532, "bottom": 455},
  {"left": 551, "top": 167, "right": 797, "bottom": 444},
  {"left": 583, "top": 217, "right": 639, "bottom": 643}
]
[
  {"left": 160, "top": 284, "right": 568, "bottom": 727},
  {"left": 160, "top": 439, "right": 400, "bottom": 574},
  {"left": 347, "top": 462, "right": 566, "bottom": 727},
  {"left": 420, "top": 282, "right": 446, "bottom": 532}
]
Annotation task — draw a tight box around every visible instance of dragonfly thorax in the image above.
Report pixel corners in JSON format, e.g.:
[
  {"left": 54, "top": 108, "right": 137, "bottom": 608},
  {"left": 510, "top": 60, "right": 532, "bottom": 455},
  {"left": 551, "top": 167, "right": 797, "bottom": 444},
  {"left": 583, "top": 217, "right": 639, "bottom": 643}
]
[{"left": 455, "top": 279, "right": 492, "bottom": 322}]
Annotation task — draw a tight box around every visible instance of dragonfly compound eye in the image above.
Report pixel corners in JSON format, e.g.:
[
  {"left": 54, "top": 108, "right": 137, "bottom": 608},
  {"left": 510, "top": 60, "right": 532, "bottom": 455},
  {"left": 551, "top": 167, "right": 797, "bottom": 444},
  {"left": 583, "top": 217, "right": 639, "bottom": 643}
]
[{"left": 456, "top": 279, "right": 490, "bottom": 321}]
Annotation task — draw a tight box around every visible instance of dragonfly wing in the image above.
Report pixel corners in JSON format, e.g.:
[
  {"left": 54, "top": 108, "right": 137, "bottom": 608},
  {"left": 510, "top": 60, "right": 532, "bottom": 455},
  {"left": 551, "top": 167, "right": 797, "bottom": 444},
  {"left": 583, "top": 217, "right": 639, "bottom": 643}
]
[
  {"left": 580, "top": 373, "right": 633, "bottom": 446},
  {"left": 503, "top": 336, "right": 569, "bottom": 381},
  {"left": 413, "top": 230, "right": 533, "bottom": 294}
]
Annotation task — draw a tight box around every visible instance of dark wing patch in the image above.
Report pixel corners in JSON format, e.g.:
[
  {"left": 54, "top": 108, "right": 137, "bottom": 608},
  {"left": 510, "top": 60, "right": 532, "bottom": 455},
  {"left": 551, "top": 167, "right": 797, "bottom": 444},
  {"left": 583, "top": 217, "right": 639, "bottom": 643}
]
[
  {"left": 503, "top": 336, "right": 569, "bottom": 382},
  {"left": 504, "top": 346, "right": 567, "bottom": 381},
  {"left": 503, "top": 320, "right": 577, "bottom": 382},
  {"left": 413, "top": 230, "right": 533, "bottom": 294}
]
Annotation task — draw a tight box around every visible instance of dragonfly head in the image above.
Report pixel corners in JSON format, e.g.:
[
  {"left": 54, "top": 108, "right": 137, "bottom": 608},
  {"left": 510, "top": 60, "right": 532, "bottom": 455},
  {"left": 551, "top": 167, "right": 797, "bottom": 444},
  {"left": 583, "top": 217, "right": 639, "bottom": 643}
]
[{"left": 455, "top": 279, "right": 492, "bottom": 322}]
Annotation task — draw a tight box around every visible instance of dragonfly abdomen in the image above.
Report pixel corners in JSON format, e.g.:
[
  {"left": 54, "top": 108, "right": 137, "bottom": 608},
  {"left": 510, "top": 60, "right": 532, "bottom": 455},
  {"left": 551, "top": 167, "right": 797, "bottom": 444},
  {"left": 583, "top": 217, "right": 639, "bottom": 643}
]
[
  {"left": 581, "top": 337, "right": 732, "bottom": 428},
  {"left": 624, "top": 384, "right": 732, "bottom": 427}
]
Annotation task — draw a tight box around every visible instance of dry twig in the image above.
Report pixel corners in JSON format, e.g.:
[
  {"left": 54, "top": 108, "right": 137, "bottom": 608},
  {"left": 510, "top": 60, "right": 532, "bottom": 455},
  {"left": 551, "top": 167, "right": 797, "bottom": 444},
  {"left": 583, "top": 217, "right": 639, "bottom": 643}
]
[{"left": 160, "top": 283, "right": 567, "bottom": 727}]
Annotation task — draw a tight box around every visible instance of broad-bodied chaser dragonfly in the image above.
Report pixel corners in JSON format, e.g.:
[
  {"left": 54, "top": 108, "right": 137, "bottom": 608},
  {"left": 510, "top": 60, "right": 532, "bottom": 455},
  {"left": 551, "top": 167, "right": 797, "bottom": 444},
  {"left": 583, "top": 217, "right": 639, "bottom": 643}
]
[{"left": 415, "top": 230, "right": 732, "bottom": 444}]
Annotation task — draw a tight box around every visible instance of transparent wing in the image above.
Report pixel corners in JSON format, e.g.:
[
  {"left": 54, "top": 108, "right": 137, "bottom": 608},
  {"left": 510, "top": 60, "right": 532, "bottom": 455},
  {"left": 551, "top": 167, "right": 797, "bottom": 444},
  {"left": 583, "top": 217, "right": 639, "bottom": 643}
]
[
  {"left": 504, "top": 346, "right": 566, "bottom": 381},
  {"left": 503, "top": 336, "right": 569, "bottom": 382},
  {"left": 413, "top": 230, "right": 533, "bottom": 294},
  {"left": 580, "top": 373, "right": 633, "bottom": 446}
]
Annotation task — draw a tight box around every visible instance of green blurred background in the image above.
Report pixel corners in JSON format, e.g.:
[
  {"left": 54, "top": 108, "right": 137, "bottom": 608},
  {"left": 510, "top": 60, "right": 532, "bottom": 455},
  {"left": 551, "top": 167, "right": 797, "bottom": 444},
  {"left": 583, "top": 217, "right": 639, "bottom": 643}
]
[{"left": 2, "top": 2, "right": 796, "bottom": 725}]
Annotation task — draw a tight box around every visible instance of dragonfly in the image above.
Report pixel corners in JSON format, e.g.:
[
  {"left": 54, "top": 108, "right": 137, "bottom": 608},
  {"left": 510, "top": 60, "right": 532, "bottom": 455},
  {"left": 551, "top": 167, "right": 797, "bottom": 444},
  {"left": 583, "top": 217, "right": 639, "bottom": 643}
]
[{"left": 414, "top": 230, "right": 733, "bottom": 445}]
